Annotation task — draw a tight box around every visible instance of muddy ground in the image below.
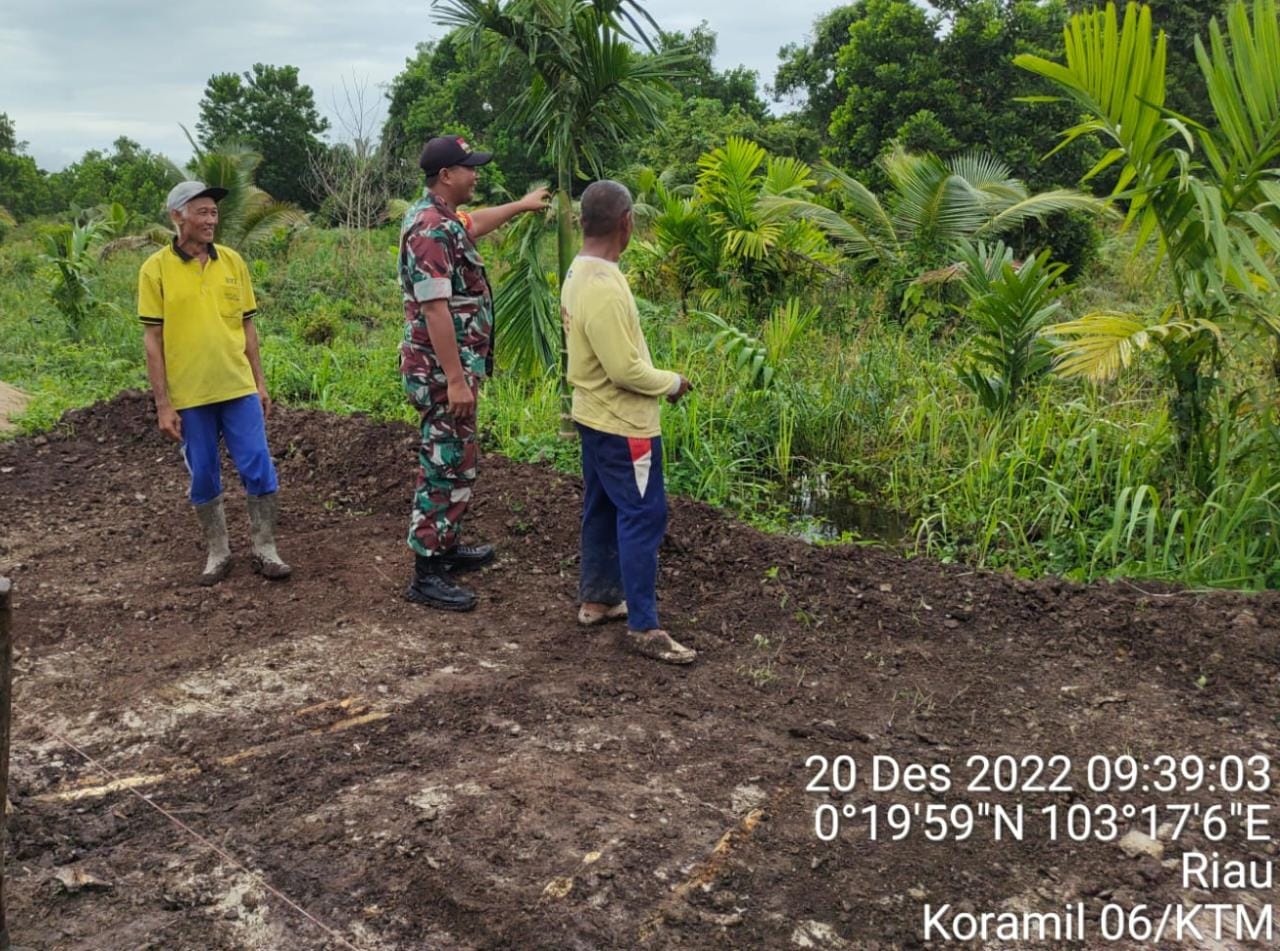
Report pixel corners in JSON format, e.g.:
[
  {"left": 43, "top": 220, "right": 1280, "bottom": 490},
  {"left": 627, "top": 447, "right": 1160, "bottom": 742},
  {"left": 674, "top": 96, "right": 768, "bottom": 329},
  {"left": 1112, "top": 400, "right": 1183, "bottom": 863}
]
[{"left": 1, "top": 391, "right": 1278, "bottom": 950}]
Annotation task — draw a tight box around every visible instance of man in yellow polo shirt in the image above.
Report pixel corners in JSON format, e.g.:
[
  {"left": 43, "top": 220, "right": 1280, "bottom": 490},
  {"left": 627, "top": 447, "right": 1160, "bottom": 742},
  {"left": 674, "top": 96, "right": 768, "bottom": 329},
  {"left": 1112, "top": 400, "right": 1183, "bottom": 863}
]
[
  {"left": 137, "top": 180, "right": 291, "bottom": 585},
  {"left": 562, "top": 180, "right": 695, "bottom": 665}
]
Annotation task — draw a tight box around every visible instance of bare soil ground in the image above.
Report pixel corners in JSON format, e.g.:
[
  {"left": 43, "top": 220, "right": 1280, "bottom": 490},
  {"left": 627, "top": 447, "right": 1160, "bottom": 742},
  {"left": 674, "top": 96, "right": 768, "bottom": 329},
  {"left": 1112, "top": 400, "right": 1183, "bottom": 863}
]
[{"left": 1, "top": 391, "right": 1278, "bottom": 950}]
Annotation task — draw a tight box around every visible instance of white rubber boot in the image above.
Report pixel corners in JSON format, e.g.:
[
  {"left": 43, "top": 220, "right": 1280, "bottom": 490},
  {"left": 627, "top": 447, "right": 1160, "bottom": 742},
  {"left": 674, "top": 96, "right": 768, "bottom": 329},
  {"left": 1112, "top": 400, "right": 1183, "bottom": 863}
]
[
  {"left": 247, "top": 492, "right": 292, "bottom": 580},
  {"left": 193, "top": 495, "right": 232, "bottom": 586}
]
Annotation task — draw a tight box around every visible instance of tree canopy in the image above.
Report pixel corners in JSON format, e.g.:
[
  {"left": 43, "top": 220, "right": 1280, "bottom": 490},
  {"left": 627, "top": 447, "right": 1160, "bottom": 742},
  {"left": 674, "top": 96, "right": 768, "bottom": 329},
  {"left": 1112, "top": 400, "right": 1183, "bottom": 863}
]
[
  {"left": 778, "top": 1, "right": 1104, "bottom": 189},
  {"left": 382, "top": 34, "right": 539, "bottom": 200},
  {"left": 635, "top": 24, "right": 815, "bottom": 184},
  {"left": 0, "top": 112, "right": 51, "bottom": 220},
  {"left": 773, "top": 5, "right": 863, "bottom": 151},
  {"left": 382, "top": 21, "right": 798, "bottom": 193},
  {"left": 0, "top": 113, "right": 20, "bottom": 154},
  {"left": 658, "top": 23, "right": 767, "bottom": 121},
  {"left": 46, "top": 137, "right": 175, "bottom": 219},
  {"left": 197, "top": 64, "right": 329, "bottom": 209}
]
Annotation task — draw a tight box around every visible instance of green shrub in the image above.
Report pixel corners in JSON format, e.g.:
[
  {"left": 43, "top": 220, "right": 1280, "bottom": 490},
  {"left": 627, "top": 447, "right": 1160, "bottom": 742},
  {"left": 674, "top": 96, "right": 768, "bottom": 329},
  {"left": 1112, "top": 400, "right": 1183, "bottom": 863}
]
[
  {"left": 1011, "top": 209, "right": 1100, "bottom": 281},
  {"left": 298, "top": 310, "right": 340, "bottom": 345}
]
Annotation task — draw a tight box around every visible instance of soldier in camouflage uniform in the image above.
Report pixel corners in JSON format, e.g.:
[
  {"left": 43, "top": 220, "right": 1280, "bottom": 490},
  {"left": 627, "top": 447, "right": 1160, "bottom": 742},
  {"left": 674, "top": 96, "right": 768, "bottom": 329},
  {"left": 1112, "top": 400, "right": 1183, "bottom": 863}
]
[{"left": 399, "top": 135, "right": 550, "bottom": 611}]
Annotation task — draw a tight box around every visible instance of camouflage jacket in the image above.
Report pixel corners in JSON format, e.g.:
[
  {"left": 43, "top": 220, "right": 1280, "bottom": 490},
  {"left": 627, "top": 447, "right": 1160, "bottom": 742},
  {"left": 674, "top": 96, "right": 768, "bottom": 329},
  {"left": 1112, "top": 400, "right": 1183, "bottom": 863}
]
[{"left": 398, "top": 191, "right": 494, "bottom": 387}]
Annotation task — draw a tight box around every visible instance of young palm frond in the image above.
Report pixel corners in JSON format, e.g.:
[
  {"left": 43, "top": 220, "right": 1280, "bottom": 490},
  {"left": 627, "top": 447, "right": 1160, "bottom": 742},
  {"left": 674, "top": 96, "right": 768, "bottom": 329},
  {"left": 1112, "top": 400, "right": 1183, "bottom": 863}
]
[
  {"left": 629, "top": 175, "right": 721, "bottom": 309},
  {"left": 174, "top": 131, "right": 309, "bottom": 251},
  {"left": 39, "top": 217, "right": 116, "bottom": 338},
  {"left": 1047, "top": 310, "right": 1225, "bottom": 382},
  {"left": 698, "top": 299, "right": 816, "bottom": 389},
  {"left": 432, "top": 0, "right": 684, "bottom": 211},
  {"left": 616, "top": 164, "right": 690, "bottom": 225},
  {"left": 520, "top": 14, "right": 681, "bottom": 179},
  {"left": 1017, "top": 1, "right": 1280, "bottom": 475},
  {"left": 1017, "top": 1, "right": 1280, "bottom": 303},
  {"left": 760, "top": 297, "right": 818, "bottom": 366},
  {"left": 886, "top": 148, "right": 991, "bottom": 249},
  {"left": 697, "top": 137, "right": 773, "bottom": 259},
  {"left": 946, "top": 151, "right": 1018, "bottom": 196},
  {"left": 693, "top": 137, "right": 834, "bottom": 306},
  {"left": 236, "top": 195, "right": 310, "bottom": 250},
  {"left": 760, "top": 162, "right": 897, "bottom": 267},
  {"left": 763, "top": 146, "right": 1103, "bottom": 275},
  {"left": 1198, "top": 0, "right": 1280, "bottom": 201},
  {"left": 493, "top": 209, "right": 560, "bottom": 377},
  {"left": 953, "top": 239, "right": 1066, "bottom": 412},
  {"left": 976, "top": 190, "right": 1112, "bottom": 237}
]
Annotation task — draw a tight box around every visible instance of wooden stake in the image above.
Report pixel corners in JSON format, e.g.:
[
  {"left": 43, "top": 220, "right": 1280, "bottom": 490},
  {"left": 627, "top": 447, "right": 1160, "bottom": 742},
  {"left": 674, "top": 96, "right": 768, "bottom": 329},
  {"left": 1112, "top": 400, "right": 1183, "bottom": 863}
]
[{"left": 0, "top": 577, "right": 12, "bottom": 951}]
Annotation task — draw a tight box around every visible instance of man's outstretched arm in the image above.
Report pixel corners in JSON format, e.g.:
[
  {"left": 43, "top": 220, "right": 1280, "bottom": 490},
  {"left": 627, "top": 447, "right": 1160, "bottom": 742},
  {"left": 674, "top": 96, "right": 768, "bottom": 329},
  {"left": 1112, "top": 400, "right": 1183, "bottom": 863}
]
[{"left": 467, "top": 187, "right": 551, "bottom": 238}]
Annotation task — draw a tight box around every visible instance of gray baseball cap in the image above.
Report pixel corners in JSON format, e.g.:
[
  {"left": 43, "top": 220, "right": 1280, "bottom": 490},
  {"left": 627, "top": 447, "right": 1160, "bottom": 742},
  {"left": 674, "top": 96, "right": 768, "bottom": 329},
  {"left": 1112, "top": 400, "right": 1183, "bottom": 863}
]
[{"left": 166, "top": 181, "right": 228, "bottom": 212}]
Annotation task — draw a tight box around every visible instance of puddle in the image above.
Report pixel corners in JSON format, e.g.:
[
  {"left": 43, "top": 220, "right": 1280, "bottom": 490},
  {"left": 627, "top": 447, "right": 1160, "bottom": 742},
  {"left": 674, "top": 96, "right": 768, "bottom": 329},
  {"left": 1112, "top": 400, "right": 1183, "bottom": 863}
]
[{"left": 786, "top": 471, "right": 914, "bottom": 545}]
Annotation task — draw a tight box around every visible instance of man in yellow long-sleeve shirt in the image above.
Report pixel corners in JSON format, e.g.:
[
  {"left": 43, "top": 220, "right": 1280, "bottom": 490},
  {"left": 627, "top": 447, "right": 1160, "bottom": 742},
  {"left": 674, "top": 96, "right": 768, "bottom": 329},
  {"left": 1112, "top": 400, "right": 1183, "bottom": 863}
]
[{"left": 562, "top": 180, "right": 696, "bottom": 665}]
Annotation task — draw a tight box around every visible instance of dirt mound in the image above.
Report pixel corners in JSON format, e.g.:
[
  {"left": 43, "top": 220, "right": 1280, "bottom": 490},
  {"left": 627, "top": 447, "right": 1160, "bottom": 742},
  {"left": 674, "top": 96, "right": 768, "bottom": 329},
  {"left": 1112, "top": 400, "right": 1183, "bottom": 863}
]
[{"left": 1, "top": 392, "right": 1278, "bottom": 949}]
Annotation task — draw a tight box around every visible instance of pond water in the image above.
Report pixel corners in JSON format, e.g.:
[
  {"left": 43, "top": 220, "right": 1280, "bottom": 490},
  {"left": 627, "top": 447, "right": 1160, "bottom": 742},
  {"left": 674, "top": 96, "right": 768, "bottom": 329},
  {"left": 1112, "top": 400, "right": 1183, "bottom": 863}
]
[{"left": 785, "top": 471, "right": 915, "bottom": 546}]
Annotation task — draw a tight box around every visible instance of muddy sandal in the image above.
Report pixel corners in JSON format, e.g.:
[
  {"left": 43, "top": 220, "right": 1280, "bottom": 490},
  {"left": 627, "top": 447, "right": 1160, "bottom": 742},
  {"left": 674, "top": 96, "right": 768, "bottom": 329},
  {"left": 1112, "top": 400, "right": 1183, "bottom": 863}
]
[
  {"left": 619, "top": 628, "right": 697, "bottom": 665},
  {"left": 578, "top": 601, "right": 628, "bottom": 626}
]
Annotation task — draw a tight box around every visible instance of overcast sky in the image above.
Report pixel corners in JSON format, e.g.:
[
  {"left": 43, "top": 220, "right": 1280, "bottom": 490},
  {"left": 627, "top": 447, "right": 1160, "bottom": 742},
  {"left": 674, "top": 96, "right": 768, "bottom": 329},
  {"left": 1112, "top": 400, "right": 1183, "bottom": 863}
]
[{"left": 2, "top": 0, "right": 847, "bottom": 171}]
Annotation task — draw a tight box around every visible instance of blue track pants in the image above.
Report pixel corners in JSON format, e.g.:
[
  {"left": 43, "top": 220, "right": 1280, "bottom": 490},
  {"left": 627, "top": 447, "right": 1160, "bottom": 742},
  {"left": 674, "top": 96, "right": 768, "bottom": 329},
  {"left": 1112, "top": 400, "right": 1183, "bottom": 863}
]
[
  {"left": 577, "top": 423, "right": 667, "bottom": 632},
  {"left": 179, "top": 394, "right": 278, "bottom": 505}
]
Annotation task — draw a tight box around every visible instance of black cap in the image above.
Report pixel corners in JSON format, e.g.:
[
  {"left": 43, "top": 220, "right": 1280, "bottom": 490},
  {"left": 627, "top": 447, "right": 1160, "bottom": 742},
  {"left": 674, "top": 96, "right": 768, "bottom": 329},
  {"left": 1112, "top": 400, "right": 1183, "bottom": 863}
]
[{"left": 419, "top": 135, "right": 494, "bottom": 175}]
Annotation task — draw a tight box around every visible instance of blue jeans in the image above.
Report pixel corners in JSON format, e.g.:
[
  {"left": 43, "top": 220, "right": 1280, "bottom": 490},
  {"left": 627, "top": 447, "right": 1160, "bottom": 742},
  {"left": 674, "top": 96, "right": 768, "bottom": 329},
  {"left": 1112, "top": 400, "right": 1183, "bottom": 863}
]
[
  {"left": 179, "top": 394, "right": 278, "bottom": 504},
  {"left": 577, "top": 423, "right": 667, "bottom": 632}
]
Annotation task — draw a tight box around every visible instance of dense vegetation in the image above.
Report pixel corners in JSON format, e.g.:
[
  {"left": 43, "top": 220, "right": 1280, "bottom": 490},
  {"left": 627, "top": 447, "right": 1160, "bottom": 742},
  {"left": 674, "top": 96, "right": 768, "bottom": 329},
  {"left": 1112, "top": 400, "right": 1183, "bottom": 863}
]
[{"left": 2, "top": 0, "right": 1279, "bottom": 590}]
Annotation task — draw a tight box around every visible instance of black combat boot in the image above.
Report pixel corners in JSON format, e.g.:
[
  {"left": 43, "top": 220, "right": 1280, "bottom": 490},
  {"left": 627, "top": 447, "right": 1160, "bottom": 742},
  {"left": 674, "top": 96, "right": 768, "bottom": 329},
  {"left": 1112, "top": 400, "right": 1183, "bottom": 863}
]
[
  {"left": 406, "top": 554, "right": 477, "bottom": 611},
  {"left": 441, "top": 543, "right": 495, "bottom": 573}
]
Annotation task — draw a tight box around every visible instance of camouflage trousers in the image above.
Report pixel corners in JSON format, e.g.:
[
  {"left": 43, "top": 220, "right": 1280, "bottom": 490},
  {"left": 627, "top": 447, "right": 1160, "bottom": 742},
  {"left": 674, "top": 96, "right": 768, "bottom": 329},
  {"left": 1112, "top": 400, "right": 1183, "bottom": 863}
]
[{"left": 405, "top": 376, "right": 478, "bottom": 557}]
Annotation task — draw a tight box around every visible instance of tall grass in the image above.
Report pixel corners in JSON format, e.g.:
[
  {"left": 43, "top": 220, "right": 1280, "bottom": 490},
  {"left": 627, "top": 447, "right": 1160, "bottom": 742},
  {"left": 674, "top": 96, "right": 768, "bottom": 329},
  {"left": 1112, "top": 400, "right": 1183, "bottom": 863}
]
[
  {"left": 0, "top": 235, "right": 147, "bottom": 430},
  {"left": 2, "top": 221, "right": 1277, "bottom": 589}
]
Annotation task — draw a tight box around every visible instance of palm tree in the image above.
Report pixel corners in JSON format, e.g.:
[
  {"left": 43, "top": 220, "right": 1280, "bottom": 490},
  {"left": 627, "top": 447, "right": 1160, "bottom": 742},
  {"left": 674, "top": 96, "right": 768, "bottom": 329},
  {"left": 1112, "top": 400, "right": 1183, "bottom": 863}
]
[
  {"left": 762, "top": 146, "right": 1104, "bottom": 283},
  {"left": 39, "top": 216, "right": 114, "bottom": 339},
  {"left": 1016, "top": 0, "right": 1280, "bottom": 479},
  {"left": 435, "top": 0, "right": 680, "bottom": 277},
  {"left": 491, "top": 206, "right": 560, "bottom": 376},
  {"left": 627, "top": 141, "right": 837, "bottom": 320},
  {"left": 952, "top": 239, "right": 1067, "bottom": 413},
  {"left": 433, "top": 0, "right": 685, "bottom": 430},
  {"left": 627, "top": 170, "right": 721, "bottom": 314},
  {"left": 174, "top": 133, "right": 309, "bottom": 250},
  {"left": 694, "top": 136, "right": 838, "bottom": 312}
]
